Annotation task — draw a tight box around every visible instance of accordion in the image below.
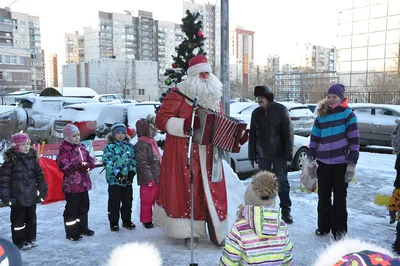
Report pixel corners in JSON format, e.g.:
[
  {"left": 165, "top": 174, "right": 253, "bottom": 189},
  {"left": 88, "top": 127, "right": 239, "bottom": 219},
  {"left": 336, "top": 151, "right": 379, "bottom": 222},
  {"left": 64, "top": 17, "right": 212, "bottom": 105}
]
[{"left": 193, "top": 108, "right": 247, "bottom": 153}]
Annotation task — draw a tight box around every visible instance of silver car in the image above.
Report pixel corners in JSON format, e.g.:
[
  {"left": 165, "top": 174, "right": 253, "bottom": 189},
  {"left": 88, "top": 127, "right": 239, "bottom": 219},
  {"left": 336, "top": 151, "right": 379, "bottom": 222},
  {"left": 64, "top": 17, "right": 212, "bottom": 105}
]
[{"left": 350, "top": 103, "right": 400, "bottom": 147}]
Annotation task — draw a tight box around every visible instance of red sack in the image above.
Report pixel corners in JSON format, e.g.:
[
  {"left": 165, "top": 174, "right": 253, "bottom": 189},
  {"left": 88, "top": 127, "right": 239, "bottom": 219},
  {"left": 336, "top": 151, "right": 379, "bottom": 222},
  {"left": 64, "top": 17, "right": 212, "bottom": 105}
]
[{"left": 39, "top": 157, "right": 65, "bottom": 204}]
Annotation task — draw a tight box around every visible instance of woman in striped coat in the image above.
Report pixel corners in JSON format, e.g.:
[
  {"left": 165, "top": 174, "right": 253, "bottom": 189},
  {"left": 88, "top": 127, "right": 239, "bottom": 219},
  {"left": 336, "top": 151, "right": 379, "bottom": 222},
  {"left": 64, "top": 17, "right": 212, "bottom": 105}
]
[
  {"left": 307, "top": 83, "right": 360, "bottom": 241},
  {"left": 219, "top": 171, "right": 293, "bottom": 266}
]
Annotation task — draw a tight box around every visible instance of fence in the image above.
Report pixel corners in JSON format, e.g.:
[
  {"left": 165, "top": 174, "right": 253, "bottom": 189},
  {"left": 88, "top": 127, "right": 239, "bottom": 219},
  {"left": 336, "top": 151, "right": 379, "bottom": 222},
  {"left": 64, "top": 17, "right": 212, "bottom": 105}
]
[{"left": 274, "top": 92, "right": 400, "bottom": 105}]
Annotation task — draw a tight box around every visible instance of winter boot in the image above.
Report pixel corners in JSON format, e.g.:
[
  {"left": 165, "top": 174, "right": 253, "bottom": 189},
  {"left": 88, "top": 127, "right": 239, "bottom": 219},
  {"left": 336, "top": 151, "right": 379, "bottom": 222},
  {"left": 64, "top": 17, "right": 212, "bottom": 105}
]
[
  {"left": 16, "top": 242, "right": 31, "bottom": 250},
  {"left": 333, "top": 231, "right": 346, "bottom": 241},
  {"left": 66, "top": 235, "right": 82, "bottom": 241},
  {"left": 184, "top": 237, "right": 199, "bottom": 249},
  {"left": 143, "top": 222, "right": 154, "bottom": 229},
  {"left": 110, "top": 224, "right": 119, "bottom": 232},
  {"left": 28, "top": 239, "right": 38, "bottom": 248},
  {"left": 122, "top": 221, "right": 136, "bottom": 230},
  {"left": 281, "top": 209, "right": 293, "bottom": 224},
  {"left": 315, "top": 229, "right": 330, "bottom": 236},
  {"left": 81, "top": 229, "right": 95, "bottom": 236}
]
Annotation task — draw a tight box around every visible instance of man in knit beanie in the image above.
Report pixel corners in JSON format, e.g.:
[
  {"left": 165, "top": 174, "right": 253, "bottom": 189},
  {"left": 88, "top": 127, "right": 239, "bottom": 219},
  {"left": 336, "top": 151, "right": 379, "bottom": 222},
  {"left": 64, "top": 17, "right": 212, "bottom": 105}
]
[
  {"left": 63, "top": 124, "right": 80, "bottom": 144},
  {"left": 10, "top": 133, "right": 31, "bottom": 154}
]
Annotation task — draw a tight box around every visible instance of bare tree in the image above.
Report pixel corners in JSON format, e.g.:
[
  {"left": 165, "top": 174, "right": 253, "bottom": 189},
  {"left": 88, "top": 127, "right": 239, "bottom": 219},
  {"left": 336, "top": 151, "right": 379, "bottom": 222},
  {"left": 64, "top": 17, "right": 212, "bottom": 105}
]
[
  {"left": 97, "top": 65, "right": 114, "bottom": 94},
  {"left": 114, "top": 61, "right": 135, "bottom": 99},
  {"left": 0, "top": 81, "right": 21, "bottom": 105}
]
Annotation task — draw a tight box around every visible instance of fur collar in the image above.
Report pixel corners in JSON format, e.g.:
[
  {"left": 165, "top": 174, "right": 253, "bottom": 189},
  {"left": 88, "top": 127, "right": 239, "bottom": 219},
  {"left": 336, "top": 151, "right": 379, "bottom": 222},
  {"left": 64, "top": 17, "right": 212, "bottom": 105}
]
[
  {"left": 3, "top": 148, "right": 38, "bottom": 162},
  {"left": 106, "top": 133, "right": 131, "bottom": 144}
]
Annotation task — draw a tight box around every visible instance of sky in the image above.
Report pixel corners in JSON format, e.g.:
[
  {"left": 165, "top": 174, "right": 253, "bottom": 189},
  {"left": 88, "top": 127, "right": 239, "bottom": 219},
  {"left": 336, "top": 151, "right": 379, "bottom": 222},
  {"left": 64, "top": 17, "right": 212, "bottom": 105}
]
[{"left": 2, "top": 0, "right": 344, "bottom": 68}]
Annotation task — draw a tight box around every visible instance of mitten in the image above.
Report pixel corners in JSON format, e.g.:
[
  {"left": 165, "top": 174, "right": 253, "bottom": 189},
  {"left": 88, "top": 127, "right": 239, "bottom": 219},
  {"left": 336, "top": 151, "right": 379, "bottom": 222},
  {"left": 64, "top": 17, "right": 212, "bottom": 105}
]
[
  {"left": 239, "top": 129, "right": 250, "bottom": 145},
  {"left": 344, "top": 163, "right": 356, "bottom": 183},
  {"left": 36, "top": 190, "right": 44, "bottom": 203},
  {"left": 183, "top": 115, "right": 200, "bottom": 133},
  {"left": 390, "top": 210, "right": 397, "bottom": 224},
  {"left": 116, "top": 173, "right": 124, "bottom": 181}
]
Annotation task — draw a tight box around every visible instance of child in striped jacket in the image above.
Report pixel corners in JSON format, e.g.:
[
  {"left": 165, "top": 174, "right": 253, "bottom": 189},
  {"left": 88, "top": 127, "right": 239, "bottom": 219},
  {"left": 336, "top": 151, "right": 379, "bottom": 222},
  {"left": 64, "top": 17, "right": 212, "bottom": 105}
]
[
  {"left": 308, "top": 83, "right": 360, "bottom": 241},
  {"left": 219, "top": 171, "right": 293, "bottom": 266}
]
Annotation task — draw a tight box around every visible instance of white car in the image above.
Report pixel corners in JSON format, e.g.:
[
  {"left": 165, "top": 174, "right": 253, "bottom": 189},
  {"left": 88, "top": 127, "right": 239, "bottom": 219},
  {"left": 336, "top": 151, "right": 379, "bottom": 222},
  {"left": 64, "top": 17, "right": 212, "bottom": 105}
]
[
  {"left": 230, "top": 113, "right": 309, "bottom": 174},
  {"left": 231, "top": 102, "right": 314, "bottom": 136}
]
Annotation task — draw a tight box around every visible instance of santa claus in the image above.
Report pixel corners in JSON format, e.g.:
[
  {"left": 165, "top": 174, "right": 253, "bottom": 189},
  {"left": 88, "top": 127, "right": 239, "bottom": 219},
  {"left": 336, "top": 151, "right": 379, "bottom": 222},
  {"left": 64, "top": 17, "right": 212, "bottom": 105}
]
[{"left": 154, "top": 55, "right": 230, "bottom": 248}]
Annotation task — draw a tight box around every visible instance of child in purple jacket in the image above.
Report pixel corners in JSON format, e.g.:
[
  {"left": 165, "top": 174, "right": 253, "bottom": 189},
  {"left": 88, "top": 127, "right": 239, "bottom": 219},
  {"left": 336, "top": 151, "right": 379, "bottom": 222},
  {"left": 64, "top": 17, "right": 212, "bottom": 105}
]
[{"left": 56, "top": 124, "right": 95, "bottom": 241}]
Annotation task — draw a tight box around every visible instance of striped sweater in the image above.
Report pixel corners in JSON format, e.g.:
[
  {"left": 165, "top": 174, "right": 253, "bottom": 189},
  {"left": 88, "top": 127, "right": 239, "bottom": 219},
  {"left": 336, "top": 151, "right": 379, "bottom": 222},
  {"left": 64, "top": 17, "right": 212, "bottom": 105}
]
[
  {"left": 309, "top": 104, "right": 360, "bottom": 164},
  {"left": 219, "top": 206, "right": 293, "bottom": 266}
]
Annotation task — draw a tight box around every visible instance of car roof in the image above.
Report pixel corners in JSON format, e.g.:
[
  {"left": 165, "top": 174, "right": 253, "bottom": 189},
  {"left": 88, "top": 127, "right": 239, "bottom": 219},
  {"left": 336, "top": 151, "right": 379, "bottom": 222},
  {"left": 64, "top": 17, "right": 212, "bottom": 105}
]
[{"left": 350, "top": 103, "right": 400, "bottom": 113}]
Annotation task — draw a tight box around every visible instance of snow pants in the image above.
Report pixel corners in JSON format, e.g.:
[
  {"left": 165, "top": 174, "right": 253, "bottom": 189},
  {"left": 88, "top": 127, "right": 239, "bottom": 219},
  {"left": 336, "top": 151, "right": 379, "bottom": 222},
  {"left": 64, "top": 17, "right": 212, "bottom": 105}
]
[
  {"left": 10, "top": 205, "right": 37, "bottom": 246},
  {"left": 63, "top": 192, "right": 90, "bottom": 238},
  {"left": 140, "top": 181, "right": 158, "bottom": 223},
  {"left": 108, "top": 184, "right": 133, "bottom": 226},
  {"left": 317, "top": 161, "right": 348, "bottom": 236}
]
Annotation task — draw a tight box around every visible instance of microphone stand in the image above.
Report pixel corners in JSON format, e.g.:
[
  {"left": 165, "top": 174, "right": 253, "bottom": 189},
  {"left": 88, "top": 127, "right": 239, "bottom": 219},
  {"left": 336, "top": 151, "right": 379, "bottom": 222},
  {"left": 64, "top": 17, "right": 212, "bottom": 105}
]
[{"left": 187, "top": 95, "right": 198, "bottom": 266}]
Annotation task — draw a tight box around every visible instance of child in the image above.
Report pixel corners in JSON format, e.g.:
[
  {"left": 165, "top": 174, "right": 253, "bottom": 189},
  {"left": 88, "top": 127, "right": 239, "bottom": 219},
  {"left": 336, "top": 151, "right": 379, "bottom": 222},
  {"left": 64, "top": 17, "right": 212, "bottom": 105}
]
[
  {"left": 389, "top": 122, "right": 400, "bottom": 254},
  {"left": 308, "top": 83, "right": 360, "bottom": 241},
  {"left": 102, "top": 122, "right": 136, "bottom": 231},
  {"left": 134, "top": 115, "right": 160, "bottom": 229},
  {"left": 56, "top": 124, "right": 95, "bottom": 241},
  {"left": 219, "top": 171, "right": 293, "bottom": 265},
  {"left": 0, "top": 133, "right": 48, "bottom": 250}
]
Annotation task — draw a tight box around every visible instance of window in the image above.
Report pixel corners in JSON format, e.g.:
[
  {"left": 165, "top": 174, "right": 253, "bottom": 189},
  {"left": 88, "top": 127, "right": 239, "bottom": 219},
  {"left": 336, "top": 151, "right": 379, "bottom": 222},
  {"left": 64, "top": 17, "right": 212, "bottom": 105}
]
[
  {"left": 138, "top": 89, "right": 145, "bottom": 95},
  {"left": 19, "top": 57, "right": 25, "bottom": 65},
  {"left": 3, "top": 72, "right": 11, "bottom": 81},
  {"left": 0, "top": 55, "right": 2, "bottom": 64}
]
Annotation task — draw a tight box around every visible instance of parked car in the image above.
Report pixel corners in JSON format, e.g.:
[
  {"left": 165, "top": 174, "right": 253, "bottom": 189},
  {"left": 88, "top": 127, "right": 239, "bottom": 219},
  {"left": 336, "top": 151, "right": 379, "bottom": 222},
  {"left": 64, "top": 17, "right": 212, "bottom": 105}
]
[
  {"left": 307, "top": 104, "right": 318, "bottom": 116},
  {"left": 51, "top": 102, "right": 116, "bottom": 143},
  {"left": 95, "top": 101, "right": 160, "bottom": 138},
  {"left": 231, "top": 102, "right": 315, "bottom": 136},
  {"left": 229, "top": 113, "right": 309, "bottom": 174},
  {"left": 349, "top": 103, "right": 400, "bottom": 147}
]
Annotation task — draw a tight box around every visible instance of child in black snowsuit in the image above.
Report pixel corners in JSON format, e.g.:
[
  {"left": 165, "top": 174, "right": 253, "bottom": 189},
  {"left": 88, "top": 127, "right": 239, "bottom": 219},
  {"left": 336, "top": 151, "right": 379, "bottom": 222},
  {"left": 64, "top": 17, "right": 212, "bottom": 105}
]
[{"left": 0, "top": 133, "right": 48, "bottom": 250}]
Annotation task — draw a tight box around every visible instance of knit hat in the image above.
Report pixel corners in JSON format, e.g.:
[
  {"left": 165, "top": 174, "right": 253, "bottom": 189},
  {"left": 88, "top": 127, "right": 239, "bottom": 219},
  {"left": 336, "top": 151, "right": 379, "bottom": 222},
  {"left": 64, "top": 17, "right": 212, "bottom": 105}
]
[
  {"left": 0, "top": 238, "right": 22, "bottom": 266},
  {"left": 63, "top": 124, "right": 79, "bottom": 142},
  {"left": 328, "top": 84, "right": 345, "bottom": 101},
  {"left": 254, "top": 85, "right": 274, "bottom": 102},
  {"left": 107, "top": 242, "right": 162, "bottom": 266},
  {"left": 111, "top": 122, "right": 127, "bottom": 136},
  {"left": 10, "top": 133, "right": 30, "bottom": 151},
  {"left": 244, "top": 171, "right": 278, "bottom": 206},
  {"left": 187, "top": 54, "right": 212, "bottom": 77},
  {"left": 313, "top": 238, "right": 399, "bottom": 266}
]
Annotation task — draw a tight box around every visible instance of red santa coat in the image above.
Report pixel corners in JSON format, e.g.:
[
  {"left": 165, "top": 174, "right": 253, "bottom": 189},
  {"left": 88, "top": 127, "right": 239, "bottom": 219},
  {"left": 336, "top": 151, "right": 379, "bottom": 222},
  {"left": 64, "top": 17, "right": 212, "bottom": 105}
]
[{"left": 154, "top": 88, "right": 228, "bottom": 244}]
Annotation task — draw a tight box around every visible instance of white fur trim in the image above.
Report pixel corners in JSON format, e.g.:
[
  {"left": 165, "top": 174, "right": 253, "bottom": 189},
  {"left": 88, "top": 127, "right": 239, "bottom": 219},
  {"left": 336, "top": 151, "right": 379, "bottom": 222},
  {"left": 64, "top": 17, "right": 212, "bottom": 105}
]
[
  {"left": 165, "top": 117, "right": 187, "bottom": 137},
  {"left": 154, "top": 204, "right": 207, "bottom": 239},
  {"left": 313, "top": 238, "right": 394, "bottom": 266},
  {"left": 107, "top": 242, "right": 162, "bottom": 266},
  {"left": 198, "top": 145, "right": 228, "bottom": 245},
  {"left": 187, "top": 63, "right": 212, "bottom": 76}
]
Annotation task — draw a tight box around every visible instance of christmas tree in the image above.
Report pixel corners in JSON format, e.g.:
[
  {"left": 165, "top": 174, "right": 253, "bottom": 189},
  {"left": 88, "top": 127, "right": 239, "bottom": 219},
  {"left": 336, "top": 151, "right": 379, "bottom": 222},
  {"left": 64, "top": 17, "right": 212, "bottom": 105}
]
[{"left": 159, "top": 10, "right": 206, "bottom": 103}]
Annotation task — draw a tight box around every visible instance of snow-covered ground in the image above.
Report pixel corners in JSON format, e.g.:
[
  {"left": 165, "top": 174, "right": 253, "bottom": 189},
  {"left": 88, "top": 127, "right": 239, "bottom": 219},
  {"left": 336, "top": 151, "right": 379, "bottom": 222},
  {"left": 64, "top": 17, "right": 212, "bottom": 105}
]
[{"left": 0, "top": 152, "right": 398, "bottom": 265}]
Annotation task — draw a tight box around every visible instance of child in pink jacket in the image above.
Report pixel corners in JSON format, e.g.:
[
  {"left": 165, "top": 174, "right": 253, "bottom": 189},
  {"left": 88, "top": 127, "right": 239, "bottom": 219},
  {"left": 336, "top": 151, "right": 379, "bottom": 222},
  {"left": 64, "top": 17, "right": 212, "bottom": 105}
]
[{"left": 134, "top": 115, "right": 161, "bottom": 229}]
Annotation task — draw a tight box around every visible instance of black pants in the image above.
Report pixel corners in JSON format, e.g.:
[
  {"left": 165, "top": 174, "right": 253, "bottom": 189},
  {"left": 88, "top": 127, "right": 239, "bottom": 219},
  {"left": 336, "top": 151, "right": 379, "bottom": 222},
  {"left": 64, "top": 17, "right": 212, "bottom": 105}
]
[
  {"left": 108, "top": 185, "right": 133, "bottom": 225},
  {"left": 317, "top": 161, "right": 348, "bottom": 235},
  {"left": 258, "top": 157, "right": 292, "bottom": 211},
  {"left": 63, "top": 192, "right": 90, "bottom": 237},
  {"left": 10, "top": 205, "right": 37, "bottom": 246},
  {"left": 394, "top": 223, "right": 400, "bottom": 250}
]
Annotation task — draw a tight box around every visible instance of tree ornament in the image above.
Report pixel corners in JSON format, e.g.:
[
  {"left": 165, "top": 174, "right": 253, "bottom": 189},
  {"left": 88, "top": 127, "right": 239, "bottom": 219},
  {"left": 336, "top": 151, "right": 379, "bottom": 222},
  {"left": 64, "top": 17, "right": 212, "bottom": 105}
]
[
  {"left": 164, "top": 78, "right": 172, "bottom": 86},
  {"left": 172, "top": 63, "right": 177, "bottom": 68},
  {"left": 197, "top": 30, "right": 204, "bottom": 38}
]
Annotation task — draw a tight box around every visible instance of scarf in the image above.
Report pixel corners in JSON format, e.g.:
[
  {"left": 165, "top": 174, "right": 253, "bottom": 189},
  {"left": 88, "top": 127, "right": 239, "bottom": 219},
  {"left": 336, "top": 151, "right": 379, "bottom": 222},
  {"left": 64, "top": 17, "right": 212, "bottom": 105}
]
[{"left": 138, "top": 136, "right": 162, "bottom": 163}]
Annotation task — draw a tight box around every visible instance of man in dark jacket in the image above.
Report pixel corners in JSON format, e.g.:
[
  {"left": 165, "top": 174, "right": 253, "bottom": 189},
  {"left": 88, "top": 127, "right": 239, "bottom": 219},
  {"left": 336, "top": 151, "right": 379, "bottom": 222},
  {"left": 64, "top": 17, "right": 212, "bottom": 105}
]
[{"left": 248, "top": 85, "right": 294, "bottom": 224}]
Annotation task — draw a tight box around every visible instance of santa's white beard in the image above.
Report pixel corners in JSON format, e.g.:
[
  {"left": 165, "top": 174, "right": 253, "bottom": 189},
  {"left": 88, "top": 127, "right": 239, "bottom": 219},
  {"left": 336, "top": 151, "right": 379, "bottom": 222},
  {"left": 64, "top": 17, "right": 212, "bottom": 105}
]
[{"left": 177, "top": 73, "right": 223, "bottom": 112}]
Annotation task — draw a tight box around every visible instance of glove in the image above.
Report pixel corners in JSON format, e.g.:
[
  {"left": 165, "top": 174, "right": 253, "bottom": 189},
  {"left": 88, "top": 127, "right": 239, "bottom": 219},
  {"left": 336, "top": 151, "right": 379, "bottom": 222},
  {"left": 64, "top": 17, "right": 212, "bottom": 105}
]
[
  {"left": 77, "top": 162, "right": 90, "bottom": 172},
  {"left": 390, "top": 210, "right": 397, "bottom": 224},
  {"left": 239, "top": 129, "right": 250, "bottom": 145},
  {"left": 116, "top": 173, "right": 124, "bottom": 181},
  {"left": 147, "top": 180, "right": 156, "bottom": 187},
  {"left": 183, "top": 115, "right": 200, "bottom": 133},
  {"left": 36, "top": 190, "right": 45, "bottom": 204},
  {"left": 128, "top": 171, "right": 136, "bottom": 183},
  {"left": 344, "top": 163, "right": 356, "bottom": 183},
  {"left": 2, "top": 197, "right": 16, "bottom": 207}
]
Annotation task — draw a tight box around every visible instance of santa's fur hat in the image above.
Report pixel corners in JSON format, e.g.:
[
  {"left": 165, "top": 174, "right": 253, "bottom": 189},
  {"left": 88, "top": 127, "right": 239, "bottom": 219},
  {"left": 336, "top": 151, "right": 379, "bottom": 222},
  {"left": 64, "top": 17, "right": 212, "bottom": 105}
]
[
  {"left": 107, "top": 242, "right": 162, "bottom": 266},
  {"left": 313, "top": 238, "right": 394, "bottom": 266}
]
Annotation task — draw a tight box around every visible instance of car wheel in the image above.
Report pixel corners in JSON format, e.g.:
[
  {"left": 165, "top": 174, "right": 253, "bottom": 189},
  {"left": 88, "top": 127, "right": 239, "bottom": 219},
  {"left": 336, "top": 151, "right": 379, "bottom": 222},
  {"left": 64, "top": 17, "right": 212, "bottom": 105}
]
[{"left": 292, "top": 147, "right": 308, "bottom": 171}]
